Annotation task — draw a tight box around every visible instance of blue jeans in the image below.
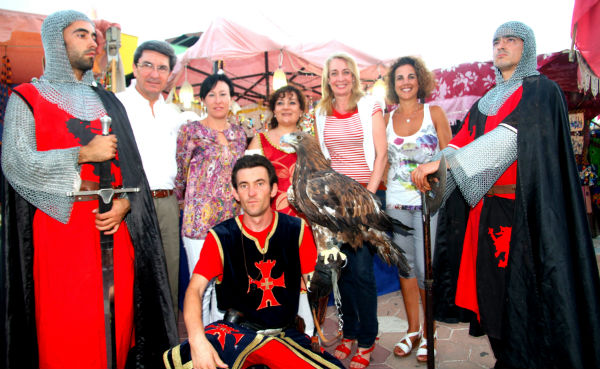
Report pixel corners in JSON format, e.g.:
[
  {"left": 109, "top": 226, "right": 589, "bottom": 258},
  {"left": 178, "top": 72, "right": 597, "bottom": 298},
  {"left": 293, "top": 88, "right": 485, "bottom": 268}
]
[{"left": 338, "top": 242, "right": 378, "bottom": 347}]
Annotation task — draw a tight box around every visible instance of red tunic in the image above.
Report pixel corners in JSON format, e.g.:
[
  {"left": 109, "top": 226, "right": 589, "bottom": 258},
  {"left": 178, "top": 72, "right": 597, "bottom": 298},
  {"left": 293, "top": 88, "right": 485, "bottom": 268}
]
[
  {"left": 194, "top": 211, "right": 317, "bottom": 280},
  {"left": 448, "top": 87, "right": 521, "bottom": 318},
  {"left": 258, "top": 132, "right": 300, "bottom": 216},
  {"left": 17, "top": 84, "right": 135, "bottom": 369}
]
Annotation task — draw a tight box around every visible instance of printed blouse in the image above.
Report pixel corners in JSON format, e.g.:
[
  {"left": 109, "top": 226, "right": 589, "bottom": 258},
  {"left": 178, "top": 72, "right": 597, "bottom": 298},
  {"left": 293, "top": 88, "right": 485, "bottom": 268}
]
[{"left": 175, "top": 121, "right": 247, "bottom": 239}]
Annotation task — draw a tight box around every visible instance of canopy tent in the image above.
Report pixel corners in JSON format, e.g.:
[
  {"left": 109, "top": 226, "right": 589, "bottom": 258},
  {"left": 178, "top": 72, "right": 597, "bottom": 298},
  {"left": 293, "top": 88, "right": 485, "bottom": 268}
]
[
  {"left": 0, "top": 9, "right": 45, "bottom": 85},
  {"left": 0, "top": 8, "right": 138, "bottom": 85},
  {"left": 427, "top": 50, "right": 600, "bottom": 123},
  {"left": 168, "top": 17, "right": 390, "bottom": 106},
  {"left": 571, "top": 0, "right": 600, "bottom": 95}
]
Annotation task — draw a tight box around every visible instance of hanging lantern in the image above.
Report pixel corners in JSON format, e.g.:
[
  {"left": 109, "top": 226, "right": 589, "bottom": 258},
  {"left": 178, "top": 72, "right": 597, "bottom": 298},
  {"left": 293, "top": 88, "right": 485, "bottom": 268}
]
[
  {"left": 371, "top": 77, "right": 386, "bottom": 108},
  {"left": 273, "top": 68, "right": 287, "bottom": 91},
  {"left": 371, "top": 78, "right": 386, "bottom": 100},
  {"left": 180, "top": 65, "right": 194, "bottom": 109},
  {"left": 272, "top": 50, "right": 287, "bottom": 91}
]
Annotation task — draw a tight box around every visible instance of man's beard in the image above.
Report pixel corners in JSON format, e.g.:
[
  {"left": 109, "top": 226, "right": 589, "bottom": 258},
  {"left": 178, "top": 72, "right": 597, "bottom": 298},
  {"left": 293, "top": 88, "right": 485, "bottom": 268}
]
[{"left": 68, "top": 50, "right": 94, "bottom": 73}]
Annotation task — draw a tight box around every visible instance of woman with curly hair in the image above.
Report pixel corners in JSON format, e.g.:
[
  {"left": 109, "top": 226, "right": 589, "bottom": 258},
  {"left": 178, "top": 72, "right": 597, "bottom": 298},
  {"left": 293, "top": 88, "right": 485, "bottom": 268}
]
[{"left": 384, "top": 56, "right": 451, "bottom": 362}]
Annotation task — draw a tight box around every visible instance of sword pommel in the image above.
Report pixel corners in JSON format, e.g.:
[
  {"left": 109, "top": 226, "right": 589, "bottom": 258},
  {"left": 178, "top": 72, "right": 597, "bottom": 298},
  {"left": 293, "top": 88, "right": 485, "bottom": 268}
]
[{"left": 100, "top": 115, "right": 112, "bottom": 136}]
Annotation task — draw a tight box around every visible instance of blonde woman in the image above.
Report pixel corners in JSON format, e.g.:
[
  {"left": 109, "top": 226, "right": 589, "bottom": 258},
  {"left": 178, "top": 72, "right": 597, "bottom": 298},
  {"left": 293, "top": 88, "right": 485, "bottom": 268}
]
[{"left": 314, "top": 52, "right": 387, "bottom": 369}]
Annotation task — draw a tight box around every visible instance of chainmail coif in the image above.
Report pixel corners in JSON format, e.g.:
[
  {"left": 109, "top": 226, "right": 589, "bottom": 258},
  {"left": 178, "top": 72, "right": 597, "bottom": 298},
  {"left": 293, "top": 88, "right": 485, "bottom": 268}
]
[
  {"left": 478, "top": 21, "right": 539, "bottom": 116},
  {"left": 36, "top": 10, "right": 106, "bottom": 121}
]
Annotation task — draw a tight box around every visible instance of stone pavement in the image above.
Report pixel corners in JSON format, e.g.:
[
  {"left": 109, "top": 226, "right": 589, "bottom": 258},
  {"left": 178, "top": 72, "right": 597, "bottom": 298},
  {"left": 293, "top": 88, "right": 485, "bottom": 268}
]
[
  {"left": 319, "top": 291, "right": 495, "bottom": 369},
  {"left": 177, "top": 238, "right": 600, "bottom": 369}
]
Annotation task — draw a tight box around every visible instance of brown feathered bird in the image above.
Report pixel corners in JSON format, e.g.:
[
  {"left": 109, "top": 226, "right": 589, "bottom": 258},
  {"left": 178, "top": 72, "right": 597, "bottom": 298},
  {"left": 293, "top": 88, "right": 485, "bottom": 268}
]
[{"left": 280, "top": 132, "right": 411, "bottom": 278}]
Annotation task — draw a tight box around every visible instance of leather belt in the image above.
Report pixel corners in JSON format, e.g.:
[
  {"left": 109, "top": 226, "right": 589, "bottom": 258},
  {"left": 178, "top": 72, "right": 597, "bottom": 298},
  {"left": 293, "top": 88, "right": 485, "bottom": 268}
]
[
  {"left": 486, "top": 184, "right": 516, "bottom": 196},
  {"left": 151, "top": 189, "right": 174, "bottom": 198},
  {"left": 223, "top": 309, "right": 290, "bottom": 335},
  {"left": 74, "top": 180, "right": 122, "bottom": 202}
]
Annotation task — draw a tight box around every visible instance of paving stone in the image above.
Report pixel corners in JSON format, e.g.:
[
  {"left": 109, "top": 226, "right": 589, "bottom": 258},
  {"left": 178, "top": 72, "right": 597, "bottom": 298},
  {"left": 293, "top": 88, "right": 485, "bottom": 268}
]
[
  {"left": 378, "top": 315, "right": 409, "bottom": 333},
  {"left": 448, "top": 326, "right": 491, "bottom": 346},
  {"left": 437, "top": 360, "right": 490, "bottom": 369}
]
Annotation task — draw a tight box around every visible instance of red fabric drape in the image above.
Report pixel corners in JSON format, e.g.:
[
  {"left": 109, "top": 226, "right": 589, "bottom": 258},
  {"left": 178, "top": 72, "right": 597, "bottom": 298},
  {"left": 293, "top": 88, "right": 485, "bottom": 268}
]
[{"left": 572, "top": 0, "right": 600, "bottom": 76}]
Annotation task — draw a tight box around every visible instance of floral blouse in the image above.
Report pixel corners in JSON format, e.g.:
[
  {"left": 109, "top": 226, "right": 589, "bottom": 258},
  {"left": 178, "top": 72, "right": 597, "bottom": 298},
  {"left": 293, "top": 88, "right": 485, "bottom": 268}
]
[{"left": 175, "top": 121, "right": 247, "bottom": 239}]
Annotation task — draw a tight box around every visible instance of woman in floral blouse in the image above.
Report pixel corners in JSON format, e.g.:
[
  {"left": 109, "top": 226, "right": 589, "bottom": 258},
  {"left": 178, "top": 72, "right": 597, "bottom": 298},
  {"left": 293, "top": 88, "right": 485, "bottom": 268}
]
[{"left": 175, "top": 73, "right": 246, "bottom": 324}]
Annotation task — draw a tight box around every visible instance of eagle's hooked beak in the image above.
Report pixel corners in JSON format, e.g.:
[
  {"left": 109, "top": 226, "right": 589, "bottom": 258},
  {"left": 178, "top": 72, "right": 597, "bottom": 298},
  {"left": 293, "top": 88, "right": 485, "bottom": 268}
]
[{"left": 280, "top": 133, "right": 296, "bottom": 147}]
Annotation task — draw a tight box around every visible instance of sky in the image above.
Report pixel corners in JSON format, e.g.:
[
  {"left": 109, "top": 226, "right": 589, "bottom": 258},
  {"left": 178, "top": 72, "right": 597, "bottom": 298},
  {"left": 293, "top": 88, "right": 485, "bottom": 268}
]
[{"left": 0, "top": 0, "right": 576, "bottom": 70}]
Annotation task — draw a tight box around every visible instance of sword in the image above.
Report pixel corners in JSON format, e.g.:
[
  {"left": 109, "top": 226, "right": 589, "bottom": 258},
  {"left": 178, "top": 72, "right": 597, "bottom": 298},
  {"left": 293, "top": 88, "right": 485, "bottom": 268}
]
[
  {"left": 67, "top": 115, "right": 139, "bottom": 369},
  {"left": 420, "top": 154, "right": 446, "bottom": 369}
]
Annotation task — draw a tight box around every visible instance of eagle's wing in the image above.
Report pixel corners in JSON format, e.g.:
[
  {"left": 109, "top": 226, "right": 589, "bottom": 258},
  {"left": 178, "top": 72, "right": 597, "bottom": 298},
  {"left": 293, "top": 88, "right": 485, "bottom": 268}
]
[{"left": 304, "top": 170, "right": 381, "bottom": 232}]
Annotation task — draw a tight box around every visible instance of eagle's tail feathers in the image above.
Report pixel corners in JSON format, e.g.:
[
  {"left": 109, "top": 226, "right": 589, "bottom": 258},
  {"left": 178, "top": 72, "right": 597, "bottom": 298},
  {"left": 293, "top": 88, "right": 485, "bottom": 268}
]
[
  {"left": 390, "top": 216, "right": 413, "bottom": 236},
  {"left": 389, "top": 240, "right": 412, "bottom": 278}
]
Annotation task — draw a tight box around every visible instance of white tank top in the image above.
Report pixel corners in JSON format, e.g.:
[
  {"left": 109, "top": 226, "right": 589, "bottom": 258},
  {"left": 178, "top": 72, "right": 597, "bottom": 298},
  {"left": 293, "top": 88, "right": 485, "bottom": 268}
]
[{"left": 386, "top": 104, "right": 440, "bottom": 208}]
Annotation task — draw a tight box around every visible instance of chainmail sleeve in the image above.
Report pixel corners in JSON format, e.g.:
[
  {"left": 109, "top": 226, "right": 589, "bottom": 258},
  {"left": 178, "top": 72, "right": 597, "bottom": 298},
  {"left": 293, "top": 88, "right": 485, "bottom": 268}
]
[
  {"left": 1, "top": 93, "right": 81, "bottom": 224},
  {"left": 444, "top": 124, "right": 517, "bottom": 207}
]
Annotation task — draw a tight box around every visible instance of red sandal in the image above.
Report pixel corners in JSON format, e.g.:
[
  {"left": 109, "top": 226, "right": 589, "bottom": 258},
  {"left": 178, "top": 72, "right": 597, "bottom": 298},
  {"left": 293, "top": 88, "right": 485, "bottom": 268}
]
[
  {"left": 350, "top": 344, "right": 375, "bottom": 369},
  {"left": 334, "top": 337, "right": 354, "bottom": 360}
]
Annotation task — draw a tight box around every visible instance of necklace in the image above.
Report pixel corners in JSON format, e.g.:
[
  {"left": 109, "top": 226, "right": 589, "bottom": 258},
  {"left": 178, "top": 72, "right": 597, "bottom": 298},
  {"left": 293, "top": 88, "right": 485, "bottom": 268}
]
[
  {"left": 240, "top": 224, "right": 266, "bottom": 292},
  {"left": 397, "top": 105, "right": 422, "bottom": 124}
]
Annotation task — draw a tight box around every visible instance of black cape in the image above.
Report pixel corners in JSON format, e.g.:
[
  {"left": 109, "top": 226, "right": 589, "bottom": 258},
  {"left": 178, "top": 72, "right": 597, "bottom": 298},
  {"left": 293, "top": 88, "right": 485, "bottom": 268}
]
[
  {"left": 1, "top": 87, "right": 178, "bottom": 369},
  {"left": 433, "top": 75, "right": 600, "bottom": 368}
]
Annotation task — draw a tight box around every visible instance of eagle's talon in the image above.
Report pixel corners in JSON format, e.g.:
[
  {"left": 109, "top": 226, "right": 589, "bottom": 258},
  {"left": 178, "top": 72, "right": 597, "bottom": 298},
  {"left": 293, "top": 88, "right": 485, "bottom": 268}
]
[{"left": 319, "top": 247, "right": 346, "bottom": 267}]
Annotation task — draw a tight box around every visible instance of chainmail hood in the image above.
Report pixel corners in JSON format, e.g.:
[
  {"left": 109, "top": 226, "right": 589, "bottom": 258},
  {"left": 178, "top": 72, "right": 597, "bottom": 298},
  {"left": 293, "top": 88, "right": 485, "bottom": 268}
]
[
  {"left": 36, "top": 10, "right": 106, "bottom": 121},
  {"left": 478, "top": 21, "right": 539, "bottom": 116}
]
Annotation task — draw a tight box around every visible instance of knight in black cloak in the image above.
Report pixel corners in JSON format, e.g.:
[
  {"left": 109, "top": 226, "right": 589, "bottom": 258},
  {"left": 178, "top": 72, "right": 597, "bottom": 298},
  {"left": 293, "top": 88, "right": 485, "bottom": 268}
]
[
  {"left": 411, "top": 21, "right": 600, "bottom": 369},
  {"left": 1, "top": 10, "right": 177, "bottom": 369}
]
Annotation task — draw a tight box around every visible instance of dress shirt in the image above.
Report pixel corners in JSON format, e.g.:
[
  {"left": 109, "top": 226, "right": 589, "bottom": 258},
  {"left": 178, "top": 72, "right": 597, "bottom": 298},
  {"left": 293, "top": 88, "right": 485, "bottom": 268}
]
[{"left": 117, "top": 82, "right": 185, "bottom": 190}]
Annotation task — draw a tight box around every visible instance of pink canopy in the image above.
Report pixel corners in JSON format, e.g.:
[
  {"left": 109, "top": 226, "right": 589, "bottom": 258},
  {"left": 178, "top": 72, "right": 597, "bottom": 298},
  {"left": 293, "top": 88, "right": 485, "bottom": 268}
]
[
  {"left": 168, "top": 18, "right": 391, "bottom": 105},
  {"left": 572, "top": 0, "right": 600, "bottom": 76},
  {"left": 571, "top": 0, "right": 600, "bottom": 96}
]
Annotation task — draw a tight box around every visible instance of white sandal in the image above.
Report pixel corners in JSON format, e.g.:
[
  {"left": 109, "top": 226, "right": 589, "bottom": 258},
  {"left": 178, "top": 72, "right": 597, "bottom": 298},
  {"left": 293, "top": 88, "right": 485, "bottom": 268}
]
[
  {"left": 393, "top": 327, "right": 422, "bottom": 357},
  {"left": 416, "top": 333, "right": 437, "bottom": 362}
]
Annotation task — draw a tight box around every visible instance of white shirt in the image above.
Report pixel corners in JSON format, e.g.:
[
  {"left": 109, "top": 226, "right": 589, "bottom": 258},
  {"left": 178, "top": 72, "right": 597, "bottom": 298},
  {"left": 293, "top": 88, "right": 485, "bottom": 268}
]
[{"left": 117, "top": 82, "right": 185, "bottom": 190}]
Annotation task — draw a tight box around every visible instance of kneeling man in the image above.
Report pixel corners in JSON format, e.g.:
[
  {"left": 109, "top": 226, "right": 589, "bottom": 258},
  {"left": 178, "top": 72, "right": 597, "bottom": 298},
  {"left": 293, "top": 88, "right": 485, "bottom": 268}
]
[{"left": 164, "top": 155, "right": 342, "bottom": 369}]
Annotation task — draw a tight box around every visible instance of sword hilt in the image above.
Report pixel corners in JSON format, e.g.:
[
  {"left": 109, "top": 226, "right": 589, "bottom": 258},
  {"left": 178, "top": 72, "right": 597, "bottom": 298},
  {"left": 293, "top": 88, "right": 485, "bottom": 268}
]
[
  {"left": 100, "top": 115, "right": 112, "bottom": 136},
  {"left": 67, "top": 187, "right": 140, "bottom": 205}
]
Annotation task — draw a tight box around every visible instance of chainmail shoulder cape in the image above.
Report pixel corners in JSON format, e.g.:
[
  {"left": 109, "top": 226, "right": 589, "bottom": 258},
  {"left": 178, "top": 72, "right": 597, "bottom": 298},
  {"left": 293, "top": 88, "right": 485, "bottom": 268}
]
[
  {"left": 478, "top": 21, "right": 539, "bottom": 116},
  {"left": 36, "top": 10, "right": 105, "bottom": 121}
]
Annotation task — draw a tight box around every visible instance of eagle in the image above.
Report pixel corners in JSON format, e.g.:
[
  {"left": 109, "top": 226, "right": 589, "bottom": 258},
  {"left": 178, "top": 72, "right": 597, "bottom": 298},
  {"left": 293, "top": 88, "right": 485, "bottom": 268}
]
[{"left": 280, "top": 132, "right": 412, "bottom": 286}]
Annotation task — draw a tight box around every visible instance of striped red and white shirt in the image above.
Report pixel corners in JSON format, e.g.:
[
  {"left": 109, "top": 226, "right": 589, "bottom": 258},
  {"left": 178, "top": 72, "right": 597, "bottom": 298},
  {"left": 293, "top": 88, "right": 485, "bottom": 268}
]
[{"left": 323, "top": 104, "right": 382, "bottom": 184}]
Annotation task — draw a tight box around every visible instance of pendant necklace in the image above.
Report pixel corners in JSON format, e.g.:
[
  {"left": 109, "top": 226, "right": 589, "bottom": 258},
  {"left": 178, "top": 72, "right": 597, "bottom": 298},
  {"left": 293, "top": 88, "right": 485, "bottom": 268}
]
[
  {"left": 241, "top": 226, "right": 266, "bottom": 292},
  {"left": 399, "top": 106, "right": 421, "bottom": 124}
]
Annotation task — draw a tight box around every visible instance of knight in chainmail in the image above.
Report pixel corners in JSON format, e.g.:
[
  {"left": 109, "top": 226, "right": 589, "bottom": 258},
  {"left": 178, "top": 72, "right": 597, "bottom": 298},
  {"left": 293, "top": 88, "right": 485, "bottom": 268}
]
[
  {"left": 1, "top": 10, "right": 177, "bottom": 369},
  {"left": 411, "top": 21, "right": 600, "bottom": 368}
]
